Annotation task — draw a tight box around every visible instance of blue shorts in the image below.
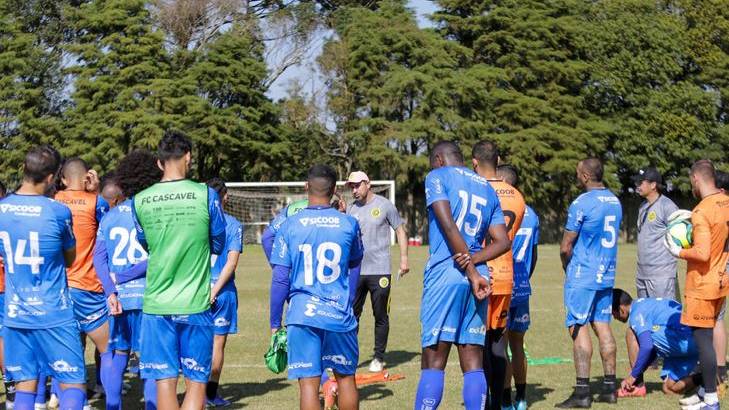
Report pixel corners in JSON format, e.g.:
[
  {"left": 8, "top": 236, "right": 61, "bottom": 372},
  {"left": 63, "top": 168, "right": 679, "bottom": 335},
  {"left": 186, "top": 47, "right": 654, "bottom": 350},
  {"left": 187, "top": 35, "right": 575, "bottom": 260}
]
[
  {"left": 139, "top": 311, "right": 213, "bottom": 383},
  {"left": 661, "top": 356, "right": 698, "bottom": 381},
  {"left": 4, "top": 324, "right": 86, "bottom": 383},
  {"left": 420, "top": 263, "right": 487, "bottom": 347},
  {"left": 564, "top": 287, "right": 612, "bottom": 327},
  {"left": 287, "top": 324, "right": 358, "bottom": 380},
  {"left": 110, "top": 310, "right": 143, "bottom": 352},
  {"left": 212, "top": 287, "right": 238, "bottom": 336},
  {"left": 507, "top": 300, "right": 530, "bottom": 333},
  {"left": 70, "top": 288, "right": 109, "bottom": 333}
]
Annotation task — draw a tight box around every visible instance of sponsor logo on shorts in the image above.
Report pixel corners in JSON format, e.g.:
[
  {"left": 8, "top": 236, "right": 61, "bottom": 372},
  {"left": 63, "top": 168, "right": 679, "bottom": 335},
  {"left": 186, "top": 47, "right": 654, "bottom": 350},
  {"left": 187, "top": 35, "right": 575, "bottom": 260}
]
[
  {"left": 0, "top": 204, "right": 42, "bottom": 216},
  {"left": 693, "top": 314, "right": 718, "bottom": 321},
  {"left": 322, "top": 355, "right": 352, "bottom": 366},
  {"left": 139, "top": 362, "right": 169, "bottom": 370},
  {"left": 180, "top": 357, "right": 206, "bottom": 372},
  {"left": 431, "top": 326, "right": 456, "bottom": 336},
  {"left": 288, "top": 362, "right": 313, "bottom": 370},
  {"left": 422, "top": 398, "right": 437, "bottom": 409},
  {"left": 80, "top": 310, "right": 105, "bottom": 324},
  {"left": 214, "top": 317, "right": 230, "bottom": 327},
  {"left": 6, "top": 366, "right": 21, "bottom": 372},
  {"left": 51, "top": 360, "right": 80, "bottom": 373},
  {"left": 468, "top": 325, "right": 486, "bottom": 335},
  {"left": 573, "top": 312, "right": 589, "bottom": 320},
  {"left": 514, "top": 314, "right": 530, "bottom": 324}
]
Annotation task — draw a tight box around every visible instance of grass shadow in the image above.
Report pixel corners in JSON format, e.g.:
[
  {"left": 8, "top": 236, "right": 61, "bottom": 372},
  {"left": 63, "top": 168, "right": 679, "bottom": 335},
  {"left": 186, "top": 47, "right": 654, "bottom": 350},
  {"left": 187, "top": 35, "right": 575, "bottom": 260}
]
[
  {"left": 359, "top": 383, "right": 395, "bottom": 402},
  {"left": 526, "top": 382, "right": 555, "bottom": 406},
  {"left": 383, "top": 349, "right": 420, "bottom": 368}
]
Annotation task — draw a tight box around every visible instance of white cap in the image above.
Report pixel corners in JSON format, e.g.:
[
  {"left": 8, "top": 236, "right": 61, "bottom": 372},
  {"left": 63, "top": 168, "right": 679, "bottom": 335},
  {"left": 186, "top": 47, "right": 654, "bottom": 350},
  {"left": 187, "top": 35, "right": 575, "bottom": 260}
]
[{"left": 346, "top": 171, "right": 369, "bottom": 185}]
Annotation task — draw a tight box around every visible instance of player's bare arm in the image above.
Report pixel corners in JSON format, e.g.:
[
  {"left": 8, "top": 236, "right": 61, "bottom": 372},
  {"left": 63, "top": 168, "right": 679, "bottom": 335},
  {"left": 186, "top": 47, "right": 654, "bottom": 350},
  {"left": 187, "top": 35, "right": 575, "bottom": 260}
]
[
  {"left": 560, "top": 230, "right": 578, "bottom": 271},
  {"left": 211, "top": 250, "right": 241, "bottom": 303}
]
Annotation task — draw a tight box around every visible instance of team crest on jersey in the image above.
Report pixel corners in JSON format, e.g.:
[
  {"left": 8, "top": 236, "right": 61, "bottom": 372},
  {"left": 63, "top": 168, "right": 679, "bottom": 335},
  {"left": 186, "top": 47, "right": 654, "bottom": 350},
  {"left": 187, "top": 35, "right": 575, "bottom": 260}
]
[
  {"left": 647, "top": 211, "right": 657, "bottom": 222},
  {"left": 371, "top": 208, "right": 381, "bottom": 218},
  {"left": 379, "top": 277, "right": 389, "bottom": 288}
]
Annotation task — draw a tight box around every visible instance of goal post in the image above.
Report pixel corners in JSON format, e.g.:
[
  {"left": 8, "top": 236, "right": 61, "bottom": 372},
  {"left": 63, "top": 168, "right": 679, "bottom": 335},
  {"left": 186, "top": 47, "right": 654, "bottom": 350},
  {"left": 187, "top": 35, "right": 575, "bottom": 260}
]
[{"left": 224, "top": 180, "right": 396, "bottom": 245}]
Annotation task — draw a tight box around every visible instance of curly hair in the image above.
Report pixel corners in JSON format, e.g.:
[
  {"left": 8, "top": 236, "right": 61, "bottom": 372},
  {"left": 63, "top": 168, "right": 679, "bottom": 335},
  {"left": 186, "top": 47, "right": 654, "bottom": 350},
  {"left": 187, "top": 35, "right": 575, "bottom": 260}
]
[{"left": 115, "top": 149, "right": 162, "bottom": 198}]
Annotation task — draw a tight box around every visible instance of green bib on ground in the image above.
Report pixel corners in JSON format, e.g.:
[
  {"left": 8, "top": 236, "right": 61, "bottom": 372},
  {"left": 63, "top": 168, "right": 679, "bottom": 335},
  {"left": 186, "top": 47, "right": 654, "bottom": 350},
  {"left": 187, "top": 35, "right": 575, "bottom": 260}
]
[
  {"left": 264, "top": 328, "right": 288, "bottom": 374},
  {"left": 134, "top": 180, "right": 212, "bottom": 315}
]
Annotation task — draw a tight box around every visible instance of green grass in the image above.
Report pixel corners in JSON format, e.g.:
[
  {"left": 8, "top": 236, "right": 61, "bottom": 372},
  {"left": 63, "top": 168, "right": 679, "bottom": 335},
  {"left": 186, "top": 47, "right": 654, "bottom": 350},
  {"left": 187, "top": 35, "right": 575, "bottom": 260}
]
[{"left": 9, "top": 243, "right": 724, "bottom": 409}]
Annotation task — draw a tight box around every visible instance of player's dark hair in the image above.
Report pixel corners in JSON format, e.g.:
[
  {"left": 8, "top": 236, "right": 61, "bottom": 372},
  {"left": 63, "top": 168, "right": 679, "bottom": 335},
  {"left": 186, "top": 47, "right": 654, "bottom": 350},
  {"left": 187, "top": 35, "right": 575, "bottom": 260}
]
[
  {"left": 580, "top": 157, "right": 603, "bottom": 182},
  {"left": 472, "top": 140, "right": 499, "bottom": 168},
  {"left": 61, "top": 157, "right": 89, "bottom": 181},
  {"left": 307, "top": 164, "right": 337, "bottom": 197},
  {"left": 158, "top": 129, "right": 192, "bottom": 164},
  {"left": 207, "top": 177, "right": 228, "bottom": 198},
  {"left": 0, "top": 180, "right": 5, "bottom": 198},
  {"left": 497, "top": 164, "right": 519, "bottom": 187},
  {"left": 100, "top": 172, "right": 119, "bottom": 192},
  {"left": 115, "top": 149, "right": 162, "bottom": 197},
  {"left": 690, "top": 159, "right": 715, "bottom": 182},
  {"left": 611, "top": 288, "right": 632, "bottom": 312},
  {"left": 431, "top": 140, "right": 463, "bottom": 165},
  {"left": 716, "top": 170, "right": 729, "bottom": 191},
  {"left": 23, "top": 145, "right": 62, "bottom": 184}
]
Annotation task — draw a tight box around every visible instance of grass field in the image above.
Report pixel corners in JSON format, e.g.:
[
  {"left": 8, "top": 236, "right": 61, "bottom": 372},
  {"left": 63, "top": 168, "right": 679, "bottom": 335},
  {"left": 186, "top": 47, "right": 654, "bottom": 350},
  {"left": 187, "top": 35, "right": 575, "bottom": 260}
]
[{"left": 5, "top": 243, "right": 724, "bottom": 409}]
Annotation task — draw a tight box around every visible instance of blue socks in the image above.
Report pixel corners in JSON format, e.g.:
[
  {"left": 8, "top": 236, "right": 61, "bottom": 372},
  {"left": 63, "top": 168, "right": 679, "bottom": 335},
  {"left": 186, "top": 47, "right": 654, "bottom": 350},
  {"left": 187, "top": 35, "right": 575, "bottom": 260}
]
[
  {"left": 414, "top": 369, "right": 444, "bottom": 410},
  {"left": 51, "top": 378, "right": 61, "bottom": 398},
  {"left": 320, "top": 370, "right": 329, "bottom": 386},
  {"left": 102, "top": 351, "right": 127, "bottom": 410},
  {"left": 143, "top": 378, "right": 158, "bottom": 410},
  {"left": 15, "top": 390, "right": 36, "bottom": 409},
  {"left": 463, "top": 370, "right": 487, "bottom": 410},
  {"left": 36, "top": 373, "right": 48, "bottom": 405},
  {"left": 59, "top": 387, "right": 86, "bottom": 410}
]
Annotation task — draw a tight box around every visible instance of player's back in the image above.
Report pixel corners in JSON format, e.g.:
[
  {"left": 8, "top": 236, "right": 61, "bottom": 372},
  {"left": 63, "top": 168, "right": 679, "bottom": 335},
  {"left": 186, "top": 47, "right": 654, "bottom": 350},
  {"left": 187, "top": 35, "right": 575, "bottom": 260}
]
[
  {"left": 487, "top": 179, "right": 526, "bottom": 294},
  {"left": 274, "top": 206, "right": 362, "bottom": 332},
  {"left": 0, "top": 194, "right": 76, "bottom": 328},
  {"left": 512, "top": 205, "right": 539, "bottom": 301},
  {"left": 210, "top": 213, "right": 243, "bottom": 289},
  {"left": 55, "top": 189, "right": 105, "bottom": 292},
  {"left": 629, "top": 298, "right": 691, "bottom": 356},
  {"left": 99, "top": 199, "right": 147, "bottom": 310},
  {"left": 566, "top": 188, "right": 623, "bottom": 289},
  {"left": 685, "top": 193, "right": 729, "bottom": 299},
  {"left": 425, "top": 166, "right": 502, "bottom": 275}
]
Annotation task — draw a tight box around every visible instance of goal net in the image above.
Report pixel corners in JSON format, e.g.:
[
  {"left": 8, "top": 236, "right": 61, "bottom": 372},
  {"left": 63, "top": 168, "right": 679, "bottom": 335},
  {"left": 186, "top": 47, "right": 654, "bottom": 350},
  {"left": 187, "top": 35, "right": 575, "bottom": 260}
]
[{"left": 225, "top": 181, "right": 396, "bottom": 244}]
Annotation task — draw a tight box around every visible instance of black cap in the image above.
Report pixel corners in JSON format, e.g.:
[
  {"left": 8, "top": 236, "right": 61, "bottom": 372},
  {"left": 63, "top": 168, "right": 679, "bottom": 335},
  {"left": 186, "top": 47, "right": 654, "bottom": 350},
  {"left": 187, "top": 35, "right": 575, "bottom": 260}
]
[{"left": 631, "top": 167, "right": 663, "bottom": 185}]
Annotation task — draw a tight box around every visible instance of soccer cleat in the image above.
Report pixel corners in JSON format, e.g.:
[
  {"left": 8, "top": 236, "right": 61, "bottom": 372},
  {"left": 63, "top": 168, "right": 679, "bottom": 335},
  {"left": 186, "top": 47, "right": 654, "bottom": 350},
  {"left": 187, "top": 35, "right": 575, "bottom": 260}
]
[
  {"left": 554, "top": 392, "right": 591, "bottom": 408},
  {"left": 368, "top": 358, "right": 384, "bottom": 373},
  {"left": 82, "top": 405, "right": 93, "bottom": 410},
  {"left": 206, "top": 396, "right": 231, "bottom": 407},
  {"left": 616, "top": 384, "right": 646, "bottom": 398},
  {"left": 680, "top": 394, "right": 704, "bottom": 406},
  {"left": 6, "top": 401, "right": 13, "bottom": 409},
  {"left": 595, "top": 390, "right": 617, "bottom": 404},
  {"left": 47, "top": 394, "right": 59, "bottom": 409},
  {"left": 515, "top": 400, "right": 528, "bottom": 410},
  {"left": 681, "top": 402, "right": 720, "bottom": 410}
]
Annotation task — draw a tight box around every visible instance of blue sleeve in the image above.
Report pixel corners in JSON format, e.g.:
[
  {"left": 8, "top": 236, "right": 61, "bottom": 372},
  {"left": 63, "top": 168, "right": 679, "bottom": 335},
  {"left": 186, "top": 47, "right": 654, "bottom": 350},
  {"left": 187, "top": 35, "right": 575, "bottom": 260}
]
[
  {"left": 208, "top": 188, "right": 226, "bottom": 255},
  {"left": 270, "top": 227, "right": 292, "bottom": 268},
  {"left": 629, "top": 302, "right": 651, "bottom": 335},
  {"left": 96, "top": 195, "right": 110, "bottom": 223},
  {"left": 92, "top": 233, "right": 117, "bottom": 297},
  {"left": 116, "top": 260, "right": 148, "bottom": 284},
  {"left": 229, "top": 220, "right": 243, "bottom": 253},
  {"left": 631, "top": 331, "right": 658, "bottom": 378},
  {"left": 565, "top": 199, "right": 585, "bottom": 232},
  {"left": 57, "top": 205, "right": 76, "bottom": 251},
  {"left": 349, "top": 221, "right": 364, "bottom": 264},
  {"left": 130, "top": 197, "right": 147, "bottom": 249},
  {"left": 269, "top": 210, "right": 287, "bottom": 236},
  {"left": 348, "top": 261, "right": 361, "bottom": 305},
  {"left": 425, "top": 169, "right": 448, "bottom": 207},
  {"left": 270, "top": 264, "right": 291, "bottom": 329},
  {"left": 534, "top": 214, "right": 541, "bottom": 243},
  {"left": 488, "top": 189, "right": 506, "bottom": 227},
  {"left": 262, "top": 226, "right": 275, "bottom": 263}
]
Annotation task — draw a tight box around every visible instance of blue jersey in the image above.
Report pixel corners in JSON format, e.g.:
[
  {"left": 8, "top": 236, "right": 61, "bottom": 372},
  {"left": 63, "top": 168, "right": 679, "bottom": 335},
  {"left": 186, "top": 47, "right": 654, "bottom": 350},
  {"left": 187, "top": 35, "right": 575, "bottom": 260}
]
[
  {"left": 0, "top": 194, "right": 76, "bottom": 328},
  {"left": 512, "top": 205, "right": 539, "bottom": 301},
  {"left": 210, "top": 213, "right": 243, "bottom": 289},
  {"left": 629, "top": 298, "right": 693, "bottom": 358},
  {"left": 424, "top": 166, "right": 504, "bottom": 271},
  {"left": 97, "top": 199, "right": 148, "bottom": 310},
  {"left": 565, "top": 188, "right": 622, "bottom": 289},
  {"left": 270, "top": 206, "right": 364, "bottom": 332}
]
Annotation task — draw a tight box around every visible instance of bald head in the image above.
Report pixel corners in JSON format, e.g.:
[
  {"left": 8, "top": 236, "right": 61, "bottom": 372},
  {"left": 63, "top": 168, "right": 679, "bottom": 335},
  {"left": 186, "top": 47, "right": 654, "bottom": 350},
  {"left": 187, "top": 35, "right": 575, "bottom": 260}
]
[
  {"left": 690, "top": 159, "right": 715, "bottom": 182},
  {"left": 579, "top": 158, "right": 604, "bottom": 183},
  {"left": 431, "top": 140, "right": 464, "bottom": 168}
]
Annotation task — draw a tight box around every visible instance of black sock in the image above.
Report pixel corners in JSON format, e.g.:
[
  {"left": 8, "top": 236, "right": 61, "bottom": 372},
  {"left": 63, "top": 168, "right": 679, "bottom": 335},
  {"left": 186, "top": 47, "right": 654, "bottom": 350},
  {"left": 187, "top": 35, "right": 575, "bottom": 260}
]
[
  {"left": 502, "top": 388, "right": 512, "bottom": 405},
  {"left": 719, "top": 366, "right": 727, "bottom": 383},
  {"left": 576, "top": 377, "right": 590, "bottom": 396},
  {"left": 693, "top": 327, "right": 718, "bottom": 393},
  {"left": 4, "top": 380, "right": 15, "bottom": 402},
  {"left": 692, "top": 373, "right": 704, "bottom": 388},
  {"left": 206, "top": 381, "right": 219, "bottom": 400},
  {"left": 515, "top": 383, "right": 526, "bottom": 401},
  {"left": 635, "top": 374, "right": 644, "bottom": 386}
]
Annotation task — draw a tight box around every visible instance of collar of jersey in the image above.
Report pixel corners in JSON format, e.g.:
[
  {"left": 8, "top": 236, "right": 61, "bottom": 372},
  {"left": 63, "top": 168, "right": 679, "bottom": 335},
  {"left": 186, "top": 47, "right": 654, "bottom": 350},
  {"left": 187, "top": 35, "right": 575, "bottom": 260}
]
[{"left": 306, "top": 205, "right": 332, "bottom": 210}]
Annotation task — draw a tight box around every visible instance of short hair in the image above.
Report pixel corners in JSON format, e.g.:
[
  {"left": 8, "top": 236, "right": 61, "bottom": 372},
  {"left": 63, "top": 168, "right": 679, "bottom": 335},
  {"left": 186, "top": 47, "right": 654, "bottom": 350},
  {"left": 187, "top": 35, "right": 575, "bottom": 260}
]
[
  {"left": 307, "top": 164, "right": 337, "bottom": 197},
  {"left": 472, "top": 140, "right": 499, "bottom": 168},
  {"left": 612, "top": 288, "right": 633, "bottom": 312},
  {"left": 497, "top": 164, "right": 519, "bottom": 187},
  {"left": 23, "top": 145, "right": 62, "bottom": 184},
  {"left": 61, "top": 157, "right": 89, "bottom": 181},
  {"left": 158, "top": 129, "right": 192, "bottom": 164},
  {"left": 716, "top": 170, "right": 729, "bottom": 191},
  {"left": 99, "top": 172, "right": 119, "bottom": 192},
  {"left": 430, "top": 140, "right": 463, "bottom": 164},
  {"left": 690, "top": 159, "right": 715, "bottom": 182},
  {"left": 207, "top": 177, "right": 228, "bottom": 198},
  {"left": 580, "top": 157, "right": 604, "bottom": 182},
  {"left": 115, "top": 149, "right": 162, "bottom": 197}
]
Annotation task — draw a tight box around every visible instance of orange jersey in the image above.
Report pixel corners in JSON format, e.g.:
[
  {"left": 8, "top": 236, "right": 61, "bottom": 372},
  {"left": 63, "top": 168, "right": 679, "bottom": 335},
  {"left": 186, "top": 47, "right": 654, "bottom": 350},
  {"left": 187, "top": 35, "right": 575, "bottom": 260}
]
[
  {"left": 0, "top": 257, "right": 4, "bottom": 293},
  {"left": 487, "top": 179, "right": 526, "bottom": 295},
  {"left": 680, "top": 192, "right": 729, "bottom": 300},
  {"left": 54, "top": 190, "right": 105, "bottom": 292}
]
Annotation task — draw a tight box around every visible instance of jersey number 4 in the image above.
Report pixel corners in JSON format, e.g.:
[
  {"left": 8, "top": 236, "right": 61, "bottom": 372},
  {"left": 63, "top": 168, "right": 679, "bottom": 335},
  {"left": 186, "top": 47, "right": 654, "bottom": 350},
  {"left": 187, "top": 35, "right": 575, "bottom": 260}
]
[
  {"left": 299, "top": 242, "right": 342, "bottom": 286},
  {"left": 0, "top": 231, "right": 45, "bottom": 274}
]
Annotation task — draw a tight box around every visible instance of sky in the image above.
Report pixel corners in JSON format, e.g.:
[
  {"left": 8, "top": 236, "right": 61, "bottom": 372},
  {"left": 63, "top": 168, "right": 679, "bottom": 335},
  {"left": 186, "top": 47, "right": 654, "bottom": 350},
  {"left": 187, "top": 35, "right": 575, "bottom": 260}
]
[{"left": 264, "top": 0, "right": 439, "bottom": 101}]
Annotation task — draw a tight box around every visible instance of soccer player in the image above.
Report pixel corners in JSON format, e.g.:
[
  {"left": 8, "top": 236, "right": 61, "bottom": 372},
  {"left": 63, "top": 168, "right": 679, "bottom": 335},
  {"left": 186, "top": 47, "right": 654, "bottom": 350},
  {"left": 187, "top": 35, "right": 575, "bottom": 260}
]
[
  {"left": 497, "top": 165, "right": 539, "bottom": 410},
  {"left": 99, "top": 173, "right": 124, "bottom": 208},
  {"left": 612, "top": 289, "right": 701, "bottom": 397},
  {"left": 558, "top": 158, "right": 622, "bottom": 408},
  {"left": 262, "top": 199, "right": 309, "bottom": 262},
  {"left": 132, "top": 130, "right": 226, "bottom": 410},
  {"left": 205, "top": 178, "right": 243, "bottom": 407},
  {"left": 0, "top": 180, "right": 13, "bottom": 409},
  {"left": 632, "top": 168, "right": 679, "bottom": 299},
  {"left": 93, "top": 149, "right": 162, "bottom": 410},
  {"left": 664, "top": 160, "right": 729, "bottom": 410},
  {"left": 414, "top": 141, "right": 510, "bottom": 410},
  {"left": 471, "top": 141, "right": 525, "bottom": 410},
  {"left": 53, "top": 158, "right": 112, "bottom": 402},
  {"left": 346, "top": 170, "right": 409, "bottom": 373},
  {"left": 713, "top": 170, "right": 729, "bottom": 387},
  {"left": 269, "top": 164, "right": 364, "bottom": 410},
  {"left": 0, "top": 145, "right": 87, "bottom": 409}
]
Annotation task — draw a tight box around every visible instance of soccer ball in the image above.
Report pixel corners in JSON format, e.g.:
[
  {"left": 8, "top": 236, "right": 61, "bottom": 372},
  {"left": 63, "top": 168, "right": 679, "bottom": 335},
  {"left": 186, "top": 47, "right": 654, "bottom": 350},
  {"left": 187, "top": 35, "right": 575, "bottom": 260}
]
[{"left": 667, "top": 218, "right": 692, "bottom": 249}]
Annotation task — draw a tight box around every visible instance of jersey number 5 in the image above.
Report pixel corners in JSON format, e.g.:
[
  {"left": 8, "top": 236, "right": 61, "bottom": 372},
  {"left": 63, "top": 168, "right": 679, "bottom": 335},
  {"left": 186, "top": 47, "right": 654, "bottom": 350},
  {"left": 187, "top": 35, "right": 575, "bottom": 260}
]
[
  {"left": 601, "top": 215, "right": 617, "bottom": 249},
  {"left": 299, "top": 242, "right": 342, "bottom": 286}
]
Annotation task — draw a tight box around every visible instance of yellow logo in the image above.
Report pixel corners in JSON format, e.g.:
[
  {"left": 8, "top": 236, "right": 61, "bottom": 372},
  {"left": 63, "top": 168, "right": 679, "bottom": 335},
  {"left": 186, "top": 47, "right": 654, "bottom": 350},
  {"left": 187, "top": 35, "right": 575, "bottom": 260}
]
[
  {"left": 379, "top": 277, "right": 390, "bottom": 288},
  {"left": 647, "top": 211, "right": 657, "bottom": 222},
  {"left": 371, "top": 208, "right": 381, "bottom": 218},
  {"left": 652, "top": 325, "right": 661, "bottom": 332}
]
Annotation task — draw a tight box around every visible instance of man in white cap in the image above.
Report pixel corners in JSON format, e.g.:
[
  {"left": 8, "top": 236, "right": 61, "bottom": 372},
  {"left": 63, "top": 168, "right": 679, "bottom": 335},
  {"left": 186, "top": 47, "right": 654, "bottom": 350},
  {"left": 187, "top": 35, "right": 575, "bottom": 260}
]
[{"left": 346, "top": 171, "right": 409, "bottom": 372}]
